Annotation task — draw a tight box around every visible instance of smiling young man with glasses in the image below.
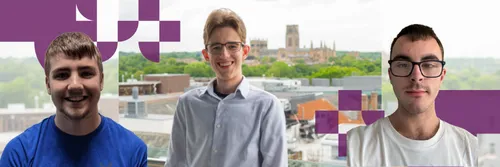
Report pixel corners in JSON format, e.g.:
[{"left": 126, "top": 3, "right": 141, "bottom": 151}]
[
  {"left": 165, "top": 8, "right": 287, "bottom": 167},
  {"left": 346, "top": 24, "right": 477, "bottom": 166}
]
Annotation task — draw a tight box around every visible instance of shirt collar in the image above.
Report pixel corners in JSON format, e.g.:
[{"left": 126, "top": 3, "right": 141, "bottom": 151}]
[{"left": 200, "top": 76, "right": 249, "bottom": 99}]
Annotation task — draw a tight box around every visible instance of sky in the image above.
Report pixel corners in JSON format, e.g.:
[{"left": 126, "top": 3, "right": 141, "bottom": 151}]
[
  {"left": 381, "top": 0, "right": 500, "bottom": 59},
  {"left": 0, "top": 0, "right": 498, "bottom": 58}
]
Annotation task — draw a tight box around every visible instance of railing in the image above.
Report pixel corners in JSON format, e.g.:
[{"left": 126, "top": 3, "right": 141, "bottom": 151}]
[
  {"left": 147, "top": 147, "right": 346, "bottom": 167},
  {"left": 147, "top": 158, "right": 166, "bottom": 167},
  {"left": 148, "top": 159, "right": 345, "bottom": 167}
]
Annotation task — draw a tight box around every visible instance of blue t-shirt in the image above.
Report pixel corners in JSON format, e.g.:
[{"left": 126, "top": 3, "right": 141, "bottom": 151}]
[{"left": 0, "top": 114, "right": 148, "bottom": 167}]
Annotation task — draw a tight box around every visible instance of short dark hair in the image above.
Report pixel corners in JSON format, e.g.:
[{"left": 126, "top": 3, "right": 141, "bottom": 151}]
[{"left": 390, "top": 24, "right": 444, "bottom": 60}]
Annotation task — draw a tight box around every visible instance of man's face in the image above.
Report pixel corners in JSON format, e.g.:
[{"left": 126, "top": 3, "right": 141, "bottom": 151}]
[
  {"left": 202, "top": 26, "right": 250, "bottom": 81},
  {"left": 45, "top": 53, "right": 103, "bottom": 120},
  {"left": 389, "top": 36, "right": 446, "bottom": 114}
]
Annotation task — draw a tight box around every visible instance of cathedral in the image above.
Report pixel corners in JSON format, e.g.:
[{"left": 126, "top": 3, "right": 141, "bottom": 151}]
[{"left": 248, "top": 25, "right": 337, "bottom": 64}]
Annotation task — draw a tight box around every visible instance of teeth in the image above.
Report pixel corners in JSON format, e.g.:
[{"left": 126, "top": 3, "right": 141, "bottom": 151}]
[
  {"left": 68, "top": 97, "right": 84, "bottom": 101},
  {"left": 219, "top": 62, "right": 232, "bottom": 66}
]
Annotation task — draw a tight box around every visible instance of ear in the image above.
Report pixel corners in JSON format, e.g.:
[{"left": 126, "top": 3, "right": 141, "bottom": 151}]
[
  {"left": 242, "top": 44, "right": 250, "bottom": 60},
  {"left": 45, "top": 75, "right": 51, "bottom": 95},
  {"left": 100, "top": 72, "right": 104, "bottom": 91},
  {"left": 202, "top": 49, "right": 210, "bottom": 61},
  {"left": 440, "top": 68, "right": 446, "bottom": 82},
  {"left": 388, "top": 68, "right": 393, "bottom": 85}
]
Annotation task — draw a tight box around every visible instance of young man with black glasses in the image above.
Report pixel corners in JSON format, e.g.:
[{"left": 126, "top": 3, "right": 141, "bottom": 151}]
[
  {"left": 346, "top": 24, "right": 477, "bottom": 166},
  {"left": 165, "top": 8, "right": 287, "bottom": 167}
]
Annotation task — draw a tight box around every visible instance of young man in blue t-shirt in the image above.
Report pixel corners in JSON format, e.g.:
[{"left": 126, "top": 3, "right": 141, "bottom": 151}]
[{"left": 0, "top": 32, "right": 148, "bottom": 166}]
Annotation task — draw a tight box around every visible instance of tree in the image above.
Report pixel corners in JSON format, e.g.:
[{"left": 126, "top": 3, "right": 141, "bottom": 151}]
[
  {"left": 143, "top": 64, "right": 160, "bottom": 74},
  {"left": 311, "top": 66, "right": 363, "bottom": 79},
  {"left": 294, "top": 63, "right": 317, "bottom": 77},
  {"left": 266, "top": 62, "right": 295, "bottom": 78},
  {"left": 270, "top": 57, "right": 277, "bottom": 63},
  {"left": 184, "top": 62, "right": 214, "bottom": 77},
  {"left": 294, "top": 59, "right": 305, "bottom": 64}
]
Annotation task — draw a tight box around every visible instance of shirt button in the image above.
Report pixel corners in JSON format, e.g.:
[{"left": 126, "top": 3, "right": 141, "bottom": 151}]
[
  {"left": 216, "top": 124, "right": 221, "bottom": 128},
  {"left": 213, "top": 149, "right": 218, "bottom": 153}
]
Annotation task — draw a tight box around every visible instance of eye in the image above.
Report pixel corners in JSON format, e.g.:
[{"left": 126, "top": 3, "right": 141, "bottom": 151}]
[
  {"left": 422, "top": 62, "right": 439, "bottom": 68},
  {"left": 227, "top": 44, "right": 238, "bottom": 49},
  {"left": 211, "top": 45, "right": 222, "bottom": 50},
  {"left": 81, "top": 71, "right": 95, "bottom": 78},
  {"left": 53, "top": 73, "right": 69, "bottom": 80},
  {"left": 395, "top": 62, "right": 410, "bottom": 68}
]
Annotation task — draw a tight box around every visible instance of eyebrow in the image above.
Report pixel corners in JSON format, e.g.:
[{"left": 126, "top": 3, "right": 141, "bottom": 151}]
[
  {"left": 392, "top": 54, "right": 411, "bottom": 61},
  {"left": 207, "top": 41, "right": 241, "bottom": 45},
  {"left": 392, "top": 54, "right": 440, "bottom": 61},
  {"left": 52, "top": 66, "right": 97, "bottom": 73}
]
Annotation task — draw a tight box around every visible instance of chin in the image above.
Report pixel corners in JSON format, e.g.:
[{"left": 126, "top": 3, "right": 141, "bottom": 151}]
[
  {"left": 60, "top": 107, "right": 92, "bottom": 120},
  {"left": 217, "top": 73, "right": 236, "bottom": 80},
  {"left": 403, "top": 102, "right": 431, "bottom": 115}
]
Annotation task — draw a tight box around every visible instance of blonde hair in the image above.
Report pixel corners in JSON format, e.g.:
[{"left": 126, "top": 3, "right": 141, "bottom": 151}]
[
  {"left": 203, "top": 8, "right": 247, "bottom": 46},
  {"left": 44, "top": 32, "right": 103, "bottom": 76}
]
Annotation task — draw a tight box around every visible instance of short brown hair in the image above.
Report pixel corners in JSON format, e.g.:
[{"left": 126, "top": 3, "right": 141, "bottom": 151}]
[
  {"left": 203, "top": 8, "right": 247, "bottom": 46},
  {"left": 44, "top": 32, "right": 103, "bottom": 76},
  {"left": 390, "top": 24, "right": 444, "bottom": 60}
]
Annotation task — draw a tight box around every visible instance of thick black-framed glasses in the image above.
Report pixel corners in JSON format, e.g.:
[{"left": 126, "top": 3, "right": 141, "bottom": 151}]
[
  {"left": 205, "top": 42, "right": 244, "bottom": 55},
  {"left": 388, "top": 60, "right": 446, "bottom": 78}
]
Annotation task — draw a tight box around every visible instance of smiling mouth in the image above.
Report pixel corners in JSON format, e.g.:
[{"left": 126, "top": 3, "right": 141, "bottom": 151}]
[
  {"left": 218, "top": 62, "right": 234, "bottom": 68},
  {"left": 405, "top": 90, "right": 427, "bottom": 97},
  {"left": 64, "top": 96, "right": 88, "bottom": 103}
]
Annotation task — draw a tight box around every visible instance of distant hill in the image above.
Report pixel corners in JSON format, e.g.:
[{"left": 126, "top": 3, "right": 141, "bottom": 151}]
[
  {"left": 336, "top": 51, "right": 381, "bottom": 61},
  {"left": 443, "top": 57, "right": 500, "bottom": 74}
]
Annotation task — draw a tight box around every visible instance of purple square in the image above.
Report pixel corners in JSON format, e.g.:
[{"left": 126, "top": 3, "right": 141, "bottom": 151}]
[
  {"left": 339, "top": 90, "right": 362, "bottom": 110},
  {"left": 315, "top": 110, "right": 338, "bottom": 134}
]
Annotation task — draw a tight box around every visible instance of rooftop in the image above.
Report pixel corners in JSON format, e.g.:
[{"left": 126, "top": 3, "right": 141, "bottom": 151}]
[
  {"left": 0, "top": 109, "right": 55, "bottom": 115},
  {"left": 294, "top": 86, "right": 343, "bottom": 92},
  {"left": 118, "top": 114, "right": 173, "bottom": 134},
  {"left": 145, "top": 73, "right": 189, "bottom": 77},
  {"left": 119, "top": 93, "right": 182, "bottom": 102},
  {"left": 119, "top": 81, "right": 161, "bottom": 86}
]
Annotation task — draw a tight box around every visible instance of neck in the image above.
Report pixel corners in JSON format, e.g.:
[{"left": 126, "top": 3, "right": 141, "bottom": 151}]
[
  {"left": 388, "top": 103, "right": 440, "bottom": 140},
  {"left": 54, "top": 110, "right": 101, "bottom": 136},
  {"left": 215, "top": 75, "right": 243, "bottom": 94}
]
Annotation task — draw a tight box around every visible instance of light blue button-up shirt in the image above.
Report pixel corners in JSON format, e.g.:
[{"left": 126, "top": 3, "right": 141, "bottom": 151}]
[{"left": 165, "top": 76, "right": 287, "bottom": 167}]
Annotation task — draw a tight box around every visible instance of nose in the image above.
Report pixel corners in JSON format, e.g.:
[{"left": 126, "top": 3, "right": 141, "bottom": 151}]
[
  {"left": 220, "top": 46, "right": 231, "bottom": 58},
  {"left": 67, "top": 73, "right": 84, "bottom": 94},
  {"left": 410, "top": 64, "right": 424, "bottom": 82}
]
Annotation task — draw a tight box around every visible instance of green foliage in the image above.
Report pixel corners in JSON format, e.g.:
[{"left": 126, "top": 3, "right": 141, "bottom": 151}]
[
  {"left": 311, "top": 66, "right": 363, "bottom": 79},
  {"left": 0, "top": 57, "right": 118, "bottom": 108},
  {"left": 184, "top": 62, "right": 215, "bottom": 77},
  {"left": 243, "top": 64, "right": 270, "bottom": 77},
  {"left": 119, "top": 51, "right": 382, "bottom": 79},
  {"left": 266, "top": 61, "right": 296, "bottom": 78}
]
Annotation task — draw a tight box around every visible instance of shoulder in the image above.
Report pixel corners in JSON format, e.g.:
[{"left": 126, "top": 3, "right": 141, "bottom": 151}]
[
  {"left": 178, "top": 87, "right": 205, "bottom": 101},
  {"left": 347, "top": 117, "right": 386, "bottom": 140},
  {"left": 346, "top": 117, "right": 389, "bottom": 165},
  {"left": 101, "top": 117, "right": 147, "bottom": 165},
  {"left": 248, "top": 85, "right": 281, "bottom": 105},
  {"left": 439, "top": 121, "right": 478, "bottom": 165},
  {"left": 347, "top": 117, "right": 387, "bottom": 150},
  {"left": 0, "top": 117, "right": 51, "bottom": 165},
  {"left": 249, "top": 85, "right": 278, "bottom": 99},
  {"left": 441, "top": 121, "right": 478, "bottom": 151},
  {"left": 442, "top": 121, "right": 477, "bottom": 143},
  {"left": 8, "top": 116, "right": 51, "bottom": 148},
  {"left": 103, "top": 116, "right": 146, "bottom": 148}
]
